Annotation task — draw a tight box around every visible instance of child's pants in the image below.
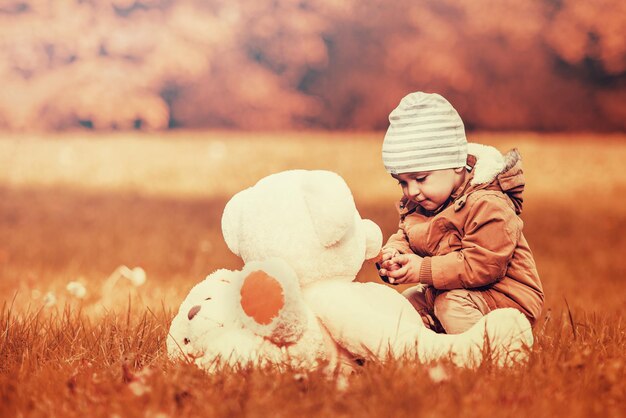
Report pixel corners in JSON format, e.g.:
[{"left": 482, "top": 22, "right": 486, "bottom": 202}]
[{"left": 402, "top": 285, "right": 492, "bottom": 334}]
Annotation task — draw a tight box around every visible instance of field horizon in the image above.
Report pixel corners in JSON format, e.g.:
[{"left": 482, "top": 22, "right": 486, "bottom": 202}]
[{"left": 1, "top": 131, "right": 624, "bottom": 417}]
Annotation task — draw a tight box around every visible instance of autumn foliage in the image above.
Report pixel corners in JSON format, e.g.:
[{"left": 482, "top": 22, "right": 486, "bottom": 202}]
[{"left": 0, "top": 0, "right": 625, "bottom": 130}]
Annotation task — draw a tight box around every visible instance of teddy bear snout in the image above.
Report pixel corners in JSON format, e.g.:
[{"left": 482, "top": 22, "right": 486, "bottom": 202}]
[{"left": 188, "top": 305, "right": 201, "bottom": 320}]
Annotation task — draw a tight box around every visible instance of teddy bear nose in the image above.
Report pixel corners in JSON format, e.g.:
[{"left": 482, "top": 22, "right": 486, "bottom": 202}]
[{"left": 188, "top": 305, "right": 201, "bottom": 320}]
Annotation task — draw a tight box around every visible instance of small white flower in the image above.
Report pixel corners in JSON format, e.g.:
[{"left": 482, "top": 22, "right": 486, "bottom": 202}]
[
  {"left": 118, "top": 265, "right": 133, "bottom": 278},
  {"left": 427, "top": 364, "right": 450, "bottom": 384},
  {"left": 66, "top": 281, "right": 87, "bottom": 299},
  {"left": 129, "top": 267, "right": 146, "bottom": 287},
  {"left": 124, "top": 365, "right": 153, "bottom": 397},
  {"left": 335, "top": 373, "right": 349, "bottom": 392},
  {"left": 119, "top": 266, "right": 146, "bottom": 287},
  {"left": 128, "top": 380, "right": 151, "bottom": 396},
  {"left": 43, "top": 292, "right": 57, "bottom": 307},
  {"left": 293, "top": 372, "right": 307, "bottom": 382}
]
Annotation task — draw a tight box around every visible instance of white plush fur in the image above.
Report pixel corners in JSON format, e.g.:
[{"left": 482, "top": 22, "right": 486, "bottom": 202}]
[
  {"left": 169, "top": 169, "right": 533, "bottom": 371},
  {"left": 467, "top": 143, "right": 506, "bottom": 185}
]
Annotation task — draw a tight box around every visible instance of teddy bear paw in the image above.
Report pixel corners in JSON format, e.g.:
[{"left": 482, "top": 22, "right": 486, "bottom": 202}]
[{"left": 236, "top": 259, "right": 309, "bottom": 346}]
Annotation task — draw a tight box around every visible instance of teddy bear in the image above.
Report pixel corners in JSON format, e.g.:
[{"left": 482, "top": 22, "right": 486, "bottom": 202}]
[{"left": 167, "top": 169, "right": 533, "bottom": 371}]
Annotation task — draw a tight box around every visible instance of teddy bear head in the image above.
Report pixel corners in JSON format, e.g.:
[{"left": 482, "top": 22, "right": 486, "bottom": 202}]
[{"left": 221, "top": 170, "right": 382, "bottom": 287}]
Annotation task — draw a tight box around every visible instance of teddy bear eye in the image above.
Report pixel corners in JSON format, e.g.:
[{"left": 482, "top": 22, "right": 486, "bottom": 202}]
[
  {"left": 183, "top": 338, "right": 190, "bottom": 345},
  {"left": 205, "top": 297, "right": 212, "bottom": 300}
]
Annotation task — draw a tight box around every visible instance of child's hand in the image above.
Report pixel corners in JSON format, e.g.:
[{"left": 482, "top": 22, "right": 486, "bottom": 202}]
[
  {"left": 377, "top": 247, "right": 401, "bottom": 282},
  {"left": 378, "top": 259, "right": 401, "bottom": 277},
  {"left": 385, "top": 253, "right": 424, "bottom": 285},
  {"left": 380, "top": 247, "right": 399, "bottom": 262}
]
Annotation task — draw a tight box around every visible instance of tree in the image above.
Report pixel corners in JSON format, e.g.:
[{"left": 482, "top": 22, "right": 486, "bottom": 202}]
[{"left": 0, "top": 0, "right": 624, "bottom": 131}]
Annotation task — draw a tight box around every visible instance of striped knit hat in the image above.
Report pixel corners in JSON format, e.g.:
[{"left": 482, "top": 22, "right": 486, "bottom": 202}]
[{"left": 382, "top": 92, "right": 467, "bottom": 174}]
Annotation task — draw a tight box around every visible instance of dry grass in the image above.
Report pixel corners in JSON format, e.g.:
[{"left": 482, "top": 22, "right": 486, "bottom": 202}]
[{"left": 0, "top": 131, "right": 625, "bottom": 417}]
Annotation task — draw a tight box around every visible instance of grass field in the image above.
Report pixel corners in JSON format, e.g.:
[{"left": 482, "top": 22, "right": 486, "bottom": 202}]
[{"left": 0, "top": 131, "right": 625, "bottom": 417}]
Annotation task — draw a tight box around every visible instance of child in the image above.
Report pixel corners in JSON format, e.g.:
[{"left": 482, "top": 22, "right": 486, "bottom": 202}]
[{"left": 378, "top": 92, "right": 544, "bottom": 334}]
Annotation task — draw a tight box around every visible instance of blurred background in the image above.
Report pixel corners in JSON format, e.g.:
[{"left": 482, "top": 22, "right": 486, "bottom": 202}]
[
  {"left": 0, "top": 0, "right": 625, "bottom": 317},
  {"left": 0, "top": 0, "right": 625, "bottom": 132},
  {"left": 1, "top": 3, "right": 625, "bottom": 415}
]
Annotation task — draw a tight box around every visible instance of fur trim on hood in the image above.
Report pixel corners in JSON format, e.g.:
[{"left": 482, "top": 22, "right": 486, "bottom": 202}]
[
  {"left": 469, "top": 143, "right": 504, "bottom": 185},
  {"left": 467, "top": 143, "right": 524, "bottom": 214},
  {"left": 468, "top": 143, "right": 522, "bottom": 185}
]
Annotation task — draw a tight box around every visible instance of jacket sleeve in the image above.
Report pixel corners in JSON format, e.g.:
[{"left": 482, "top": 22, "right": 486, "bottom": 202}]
[
  {"left": 383, "top": 228, "right": 413, "bottom": 255},
  {"left": 419, "top": 194, "right": 521, "bottom": 290}
]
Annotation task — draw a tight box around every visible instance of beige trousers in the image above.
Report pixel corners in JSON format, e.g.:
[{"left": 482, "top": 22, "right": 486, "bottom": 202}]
[{"left": 402, "top": 285, "right": 492, "bottom": 334}]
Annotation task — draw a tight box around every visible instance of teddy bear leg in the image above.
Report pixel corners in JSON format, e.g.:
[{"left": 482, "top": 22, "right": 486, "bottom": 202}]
[
  {"left": 316, "top": 319, "right": 361, "bottom": 377},
  {"left": 416, "top": 308, "right": 533, "bottom": 367},
  {"left": 478, "top": 308, "right": 533, "bottom": 366}
]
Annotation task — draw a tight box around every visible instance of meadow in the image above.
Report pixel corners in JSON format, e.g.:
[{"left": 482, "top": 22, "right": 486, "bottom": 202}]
[{"left": 0, "top": 131, "right": 624, "bottom": 417}]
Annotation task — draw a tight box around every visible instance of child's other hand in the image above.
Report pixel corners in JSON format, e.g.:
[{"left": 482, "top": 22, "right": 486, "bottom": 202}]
[
  {"left": 380, "top": 247, "right": 399, "bottom": 262},
  {"left": 378, "top": 259, "right": 401, "bottom": 278},
  {"left": 378, "top": 247, "right": 400, "bottom": 282},
  {"left": 385, "top": 254, "right": 423, "bottom": 284}
]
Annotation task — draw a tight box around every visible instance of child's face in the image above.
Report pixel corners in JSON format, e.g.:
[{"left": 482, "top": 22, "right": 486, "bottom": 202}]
[{"left": 392, "top": 168, "right": 464, "bottom": 211}]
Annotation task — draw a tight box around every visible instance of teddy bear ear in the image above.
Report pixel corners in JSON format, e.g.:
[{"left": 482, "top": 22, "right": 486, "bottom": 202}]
[
  {"left": 302, "top": 171, "right": 356, "bottom": 247},
  {"left": 361, "top": 219, "right": 383, "bottom": 260},
  {"left": 222, "top": 190, "right": 246, "bottom": 256}
]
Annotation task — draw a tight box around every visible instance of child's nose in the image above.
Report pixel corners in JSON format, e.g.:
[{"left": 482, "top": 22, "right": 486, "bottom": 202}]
[{"left": 407, "top": 182, "right": 421, "bottom": 199}]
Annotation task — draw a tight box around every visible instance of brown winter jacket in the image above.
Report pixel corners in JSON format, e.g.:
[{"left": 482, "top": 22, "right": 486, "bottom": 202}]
[{"left": 383, "top": 144, "right": 544, "bottom": 324}]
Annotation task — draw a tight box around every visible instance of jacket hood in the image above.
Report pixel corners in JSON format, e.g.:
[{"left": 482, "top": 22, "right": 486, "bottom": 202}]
[
  {"left": 396, "top": 143, "right": 526, "bottom": 216},
  {"left": 466, "top": 143, "right": 525, "bottom": 214}
]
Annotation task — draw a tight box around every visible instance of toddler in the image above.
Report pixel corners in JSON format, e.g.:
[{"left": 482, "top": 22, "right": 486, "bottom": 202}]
[{"left": 378, "top": 92, "right": 544, "bottom": 334}]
